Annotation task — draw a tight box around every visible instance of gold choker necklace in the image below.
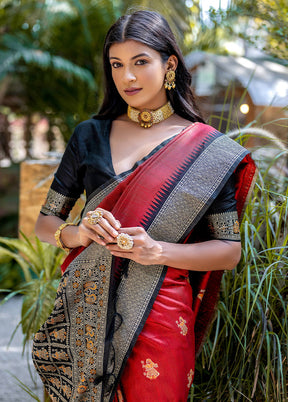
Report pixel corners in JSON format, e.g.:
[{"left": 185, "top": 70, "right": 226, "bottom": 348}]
[{"left": 127, "top": 101, "right": 174, "bottom": 128}]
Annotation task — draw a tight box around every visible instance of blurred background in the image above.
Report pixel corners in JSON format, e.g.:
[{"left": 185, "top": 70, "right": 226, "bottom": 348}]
[{"left": 0, "top": 1, "right": 287, "bottom": 400}]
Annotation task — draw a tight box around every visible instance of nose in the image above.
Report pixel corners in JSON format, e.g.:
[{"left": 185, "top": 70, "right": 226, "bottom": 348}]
[{"left": 123, "top": 67, "right": 136, "bottom": 82}]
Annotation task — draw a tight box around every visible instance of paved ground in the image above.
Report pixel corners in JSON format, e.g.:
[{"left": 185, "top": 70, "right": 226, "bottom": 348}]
[{"left": 0, "top": 296, "right": 43, "bottom": 401}]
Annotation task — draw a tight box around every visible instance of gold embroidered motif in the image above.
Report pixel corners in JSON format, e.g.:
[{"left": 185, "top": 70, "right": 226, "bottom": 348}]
[
  {"left": 85, "top": 293, "right": 97, "bottom": 304},
  {"left": 187, "top": 368, "right": 194, "bottom": 388},
  {"left": 39, "top": 365, "right": 57, "bottom": 372},
  {"left": 86, "top": 339, "right": 94, "bottom": 351},
  {"left": 86, "top": 325, "right": 95, "bottom": 337},
  {"left": 141, "top": 358, "right": 160, "bottom": 380},
  {"left": 62, "top": 384, "right": 72, "bottom": 398},
  {"left": 84, "top": 281, "right": 97, "bottom": 291},
  {"left": 50, "top": 328, "right": 66, "bottom": 341},
  {"left": 34, "top": 332, "right": 46, "bottom": 342},
  {"left": 59, "top": 366, "right": 72, "bottom": 377},
  {"left": 34, "top": 348, "right": 48, "bottom": 360},
  {"left": 206, "top": 211, "right": 241, "bottom": 241},
  {"left": 233, "top": 220, "right": 240, "bottom": 234},
  {"left": 84, "top": 281, "right": 97, "bottom": 304},
  {"left": 78, "top": 329, "right": 84, "bottom": 337},
  {"left": 197, "top": 289, "right": 206, "bottom": 301},
  {"left": 41, "top": 188, "right": 77, "bottom": 219},
  {"left": 32, "top": 254, "right": 112, "bottom": 401},
  {"left": 48, "top": 377, "right": 61, "bottom": 389},
  {"left": 47, "top": 314, "right": 64, "bottom": 325},
  {"left": 77, "top": 384, "right": 87, "bottom": 394},
  {"left": 176, "top": 316, "right": 188, "bottom": 336},
  {"left": 54, "top": 298, "right": 63, "bottom": 309},
  {"left": 52, "top": 351, "right": 69, "bottom": 361}
]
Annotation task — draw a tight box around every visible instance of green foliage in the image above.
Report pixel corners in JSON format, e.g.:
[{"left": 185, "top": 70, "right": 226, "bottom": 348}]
[
  {"left": 0, "top": 0, "right": 190, "bottom": 141},
  {"left": 0, "top": 260, "right": 24, "bottom": 291},
  {"left": 192, "top": 149, "right": 288, "bottom": 401},
  {"left": 0, "top": 232, "right": 64, "bottom": 350},
  {"left": 208, "top": 0, "right": 288, "bottom": 61}
]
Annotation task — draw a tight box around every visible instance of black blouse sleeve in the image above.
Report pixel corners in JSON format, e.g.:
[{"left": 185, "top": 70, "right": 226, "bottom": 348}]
[
  {"left": 40, "top": 126, "right": 85, "bottom": 220},
  {"left": 202, "top": 174, "right": 241, "bottom": 241}
]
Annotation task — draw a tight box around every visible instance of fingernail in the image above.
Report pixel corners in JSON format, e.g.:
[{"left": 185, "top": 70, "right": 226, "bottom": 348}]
[{"left": 112, "top": 230, "right": 118, "bottom": 237}]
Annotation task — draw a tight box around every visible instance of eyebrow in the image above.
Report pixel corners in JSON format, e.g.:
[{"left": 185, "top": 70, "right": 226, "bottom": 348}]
[{"left": 109, "top": 52, "right": 151, "bottom": 61}]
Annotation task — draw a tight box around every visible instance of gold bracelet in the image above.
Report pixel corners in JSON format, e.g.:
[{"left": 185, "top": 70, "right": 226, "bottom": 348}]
[{"left": 54, "top": 222, "right": 76, "bottom": 253}]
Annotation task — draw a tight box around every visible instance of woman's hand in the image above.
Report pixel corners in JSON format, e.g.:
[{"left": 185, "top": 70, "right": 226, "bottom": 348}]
[
  {"left": 78, "top": 208, "right": 121, "bottom": 247},
  {"left": 106, "top": 226, "right": 163, "bottom": 266}
]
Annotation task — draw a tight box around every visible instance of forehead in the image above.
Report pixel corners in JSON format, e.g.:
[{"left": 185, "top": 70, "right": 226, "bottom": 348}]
[{"left": 109, "top": 39, "right": 161, "bottom": 60}]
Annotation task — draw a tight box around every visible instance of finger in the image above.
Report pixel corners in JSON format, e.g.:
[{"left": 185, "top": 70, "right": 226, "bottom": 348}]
[
  {"left": 118, "top": 227, "right": 145, "bottom": 235},
  {"left": 99, "top": 209, "right": 121, "bottom": 230},
  {"left": 85, "top": 210, "right": 121, "bottom": 236},
  {"left": 81, "top": 226, "right": 106, "bottom": 246},
  {"left": 106, "top": 243, "right": 135, "bottom": 252},
  {"left": 92, "top": 222, "right": 117, "bottom": 243},
  {"left": 109, "top": 250, "right": 133, "bottom": 258},
  {"left": 97, "top": 216, "right": 119, "bottom": 238}
]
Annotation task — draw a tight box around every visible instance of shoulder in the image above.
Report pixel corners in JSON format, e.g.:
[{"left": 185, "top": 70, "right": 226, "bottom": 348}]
[
  {"left": 74, "top": 118, "right": 112, "bottom": 136},
  {"left": 67, "top": 118, "right": 112, "bottom": 147}
]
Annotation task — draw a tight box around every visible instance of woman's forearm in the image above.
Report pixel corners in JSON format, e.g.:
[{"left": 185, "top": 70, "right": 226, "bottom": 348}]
[
  {"left": 157, "top": 239, "right": 241, "bottom": 271},
  {"left": 35, "top": 214, "right": 82, "bottom": 249}
]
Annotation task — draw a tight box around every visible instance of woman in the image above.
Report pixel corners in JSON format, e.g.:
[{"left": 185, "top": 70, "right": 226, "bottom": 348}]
[{"left": 32, "top": 10, "right": 257, "bottom": 402}]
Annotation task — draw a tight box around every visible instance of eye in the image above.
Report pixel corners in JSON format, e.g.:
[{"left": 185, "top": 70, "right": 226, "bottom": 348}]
[
  {"left": 135, "top": 59, "right": 148, "bottom": 65},
  {"left": 111, "top": 62, "right": 122, "bottom": 69}
]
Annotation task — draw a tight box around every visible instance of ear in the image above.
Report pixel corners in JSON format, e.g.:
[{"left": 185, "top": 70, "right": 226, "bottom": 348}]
[{"left": 166, "top": 55, "right": 178, "bottom": 72}]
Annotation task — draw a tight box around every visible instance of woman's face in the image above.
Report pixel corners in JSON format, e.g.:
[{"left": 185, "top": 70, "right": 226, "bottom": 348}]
[{"left": 109, "top": 40, "right": 168, "bottom": 110}]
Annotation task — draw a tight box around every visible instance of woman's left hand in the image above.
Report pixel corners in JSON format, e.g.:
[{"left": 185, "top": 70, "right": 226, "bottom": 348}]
[{"left": 105, "top": 226, "right": 163, "bottom": 266}]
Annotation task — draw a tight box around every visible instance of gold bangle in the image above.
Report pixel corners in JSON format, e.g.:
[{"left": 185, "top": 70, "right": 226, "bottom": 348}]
[{"left": 54, "top": 222, "right": 76, "bottom": 253}]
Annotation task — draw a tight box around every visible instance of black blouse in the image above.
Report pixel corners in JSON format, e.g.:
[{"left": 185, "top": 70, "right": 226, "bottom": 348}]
[{"left": 41, "top": 118, "right": 241, "bottom": 241}]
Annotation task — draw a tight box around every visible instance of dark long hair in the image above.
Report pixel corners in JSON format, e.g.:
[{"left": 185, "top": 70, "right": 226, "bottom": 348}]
[{"left": 96, "top": 10, "right": 204, "bottom": 123}]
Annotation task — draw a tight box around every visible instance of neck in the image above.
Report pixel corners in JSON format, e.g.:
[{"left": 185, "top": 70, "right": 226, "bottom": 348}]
[{"left": 127, "top": 101, "right": 174, "bottom": 129}]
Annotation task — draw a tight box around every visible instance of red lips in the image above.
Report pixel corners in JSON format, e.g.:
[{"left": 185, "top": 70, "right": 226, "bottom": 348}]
[{"left": 124, "top": 88, "right": 142, "bottom": 96}]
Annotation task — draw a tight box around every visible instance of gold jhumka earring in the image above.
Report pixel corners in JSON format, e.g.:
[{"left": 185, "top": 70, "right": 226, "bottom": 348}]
[{"left": 164, "top": 70, "right": 176, "bottom": 90}]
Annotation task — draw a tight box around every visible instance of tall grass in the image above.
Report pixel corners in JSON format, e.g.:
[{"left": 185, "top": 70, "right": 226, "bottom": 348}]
[{"left": 192, "top": 141, "right": 288, "bottom": 401}]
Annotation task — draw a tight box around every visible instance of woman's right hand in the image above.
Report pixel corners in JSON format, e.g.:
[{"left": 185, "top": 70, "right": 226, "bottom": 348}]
[{"left": 78, "top": 208, "right": 121, "bottom": 247}]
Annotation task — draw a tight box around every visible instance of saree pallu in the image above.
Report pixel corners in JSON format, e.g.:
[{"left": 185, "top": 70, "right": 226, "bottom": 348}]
[{"left": 32, "top": 123, "right": 257, "bottom": 401}]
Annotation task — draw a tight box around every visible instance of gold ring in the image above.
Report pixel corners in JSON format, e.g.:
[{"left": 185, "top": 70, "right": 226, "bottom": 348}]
[
  {"left": 117, "top": 233, "right": 134, "bottom": 250},
  {"left": 87, "top": 209, "right": 103, "bottom": 225}
]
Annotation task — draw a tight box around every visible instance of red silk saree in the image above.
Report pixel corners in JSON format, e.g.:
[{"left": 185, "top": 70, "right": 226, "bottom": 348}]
[{"left": 32, "top": 123, "right": 257, "bottom": 401}]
